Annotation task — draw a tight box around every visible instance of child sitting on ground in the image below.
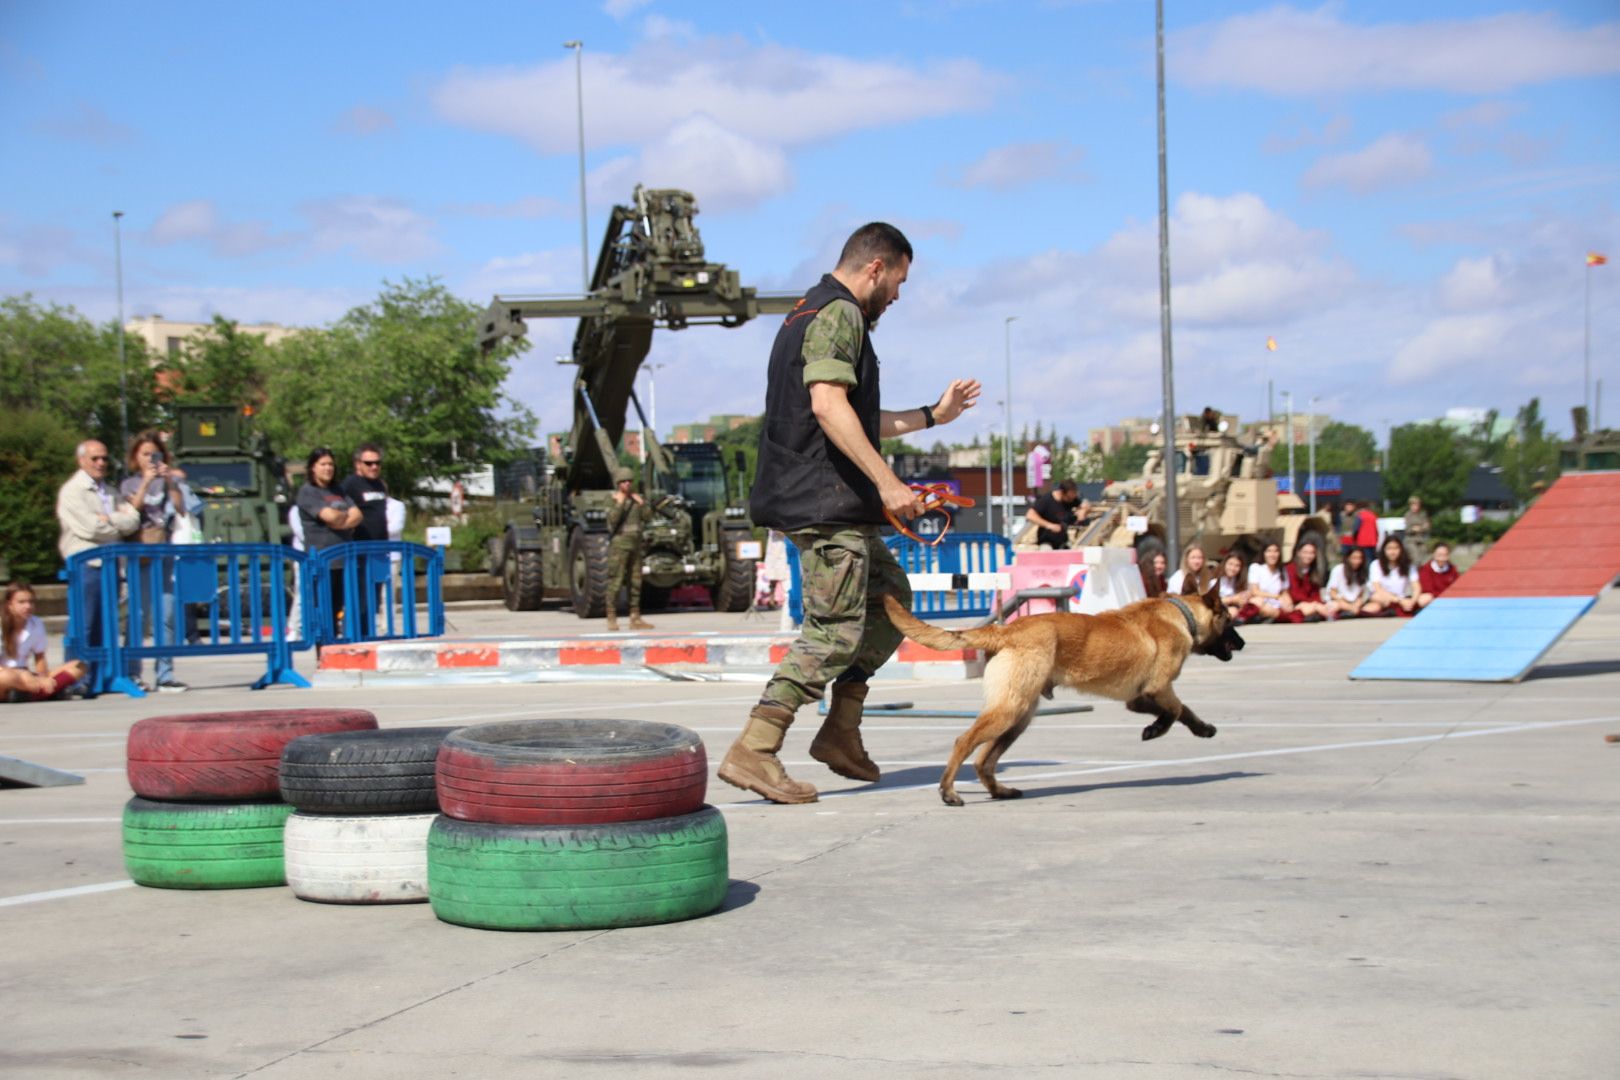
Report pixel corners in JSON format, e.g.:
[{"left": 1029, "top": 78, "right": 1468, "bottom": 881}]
[{"left": 1, "top": 582, "right": 87, "bottom": 702}]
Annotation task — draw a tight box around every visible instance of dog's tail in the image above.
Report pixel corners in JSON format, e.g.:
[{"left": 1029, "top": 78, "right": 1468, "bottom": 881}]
[{"left": 881, "top": 594, "right": 1007, "bottom": 654}]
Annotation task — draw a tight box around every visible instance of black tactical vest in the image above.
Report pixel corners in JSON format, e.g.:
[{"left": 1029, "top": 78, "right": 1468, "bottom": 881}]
[{"left": 749, "top": 274, "right": 883, "bottom": 531}]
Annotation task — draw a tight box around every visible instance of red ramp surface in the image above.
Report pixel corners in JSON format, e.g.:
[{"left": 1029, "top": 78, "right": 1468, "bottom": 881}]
[{"left": 1447, "top": 472, "right": 1620, "bottom": 597}]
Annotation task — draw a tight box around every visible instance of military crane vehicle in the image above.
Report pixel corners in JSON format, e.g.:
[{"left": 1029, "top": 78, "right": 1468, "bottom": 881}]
[
  {"left": 168, "top": 404, "right": 291, "bottom": 545},
  {"left": 479, "top": 186, "right": 798, "bottom": 617},
  {"left": 1075, "top": 409, "right": 1334, "bottom": 568}
]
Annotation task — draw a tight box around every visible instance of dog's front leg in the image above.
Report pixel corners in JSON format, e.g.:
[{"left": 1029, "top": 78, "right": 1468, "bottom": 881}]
[{"left": 1126, "top": 694, "right": 1175, "bottom": 741}]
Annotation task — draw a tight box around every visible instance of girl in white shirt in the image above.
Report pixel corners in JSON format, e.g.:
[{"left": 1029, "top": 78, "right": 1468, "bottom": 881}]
[
  {"left": 1325, "top": 546, "right": 1370, "bottom": 618},
  {"left": 1364, "top": 536, "right": 1418, "bottom": 616},
  {"left": 1215, "top": 551, "right": 1250, "bottom": 619},
  {"left": 1, "top": 582, "right": 86, "bottom": 701},
  {"left": 1166, "top": 544, "right": 1216, "bottom": 596},
  {"left": 1246, "top": 541, "right": 1292, "bottom": 621}
]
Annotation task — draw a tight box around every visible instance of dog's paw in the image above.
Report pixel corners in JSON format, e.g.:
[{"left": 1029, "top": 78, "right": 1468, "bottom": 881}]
[
  {"left": 1190, "top": 722, "right": 1217, "bottom": 738},
  {"left": 989, "top": 786, "right": 1023, "bottom": 800},
  {"left": 1141, "top": 723, "right": 1168, "bottom": 741},
  {"left": 940, "top": 789, "right": 965, "bottom": 807}
]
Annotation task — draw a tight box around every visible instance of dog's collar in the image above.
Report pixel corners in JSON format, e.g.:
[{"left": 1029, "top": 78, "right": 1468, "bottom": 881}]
[{"left": 1165, "top": 595, "right": 1200, "bottom": 641}]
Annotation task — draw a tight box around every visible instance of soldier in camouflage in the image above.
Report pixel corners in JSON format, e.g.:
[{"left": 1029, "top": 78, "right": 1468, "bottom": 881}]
[
  {"left": 605, "top": 467, "right": 655, "bottom": 632},
  {"left": 719, "top": 222, "right": 981, "bottom": 804}
]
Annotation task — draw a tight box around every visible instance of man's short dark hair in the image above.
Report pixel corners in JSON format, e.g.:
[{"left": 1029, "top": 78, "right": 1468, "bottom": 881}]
[
  {"left": 1054, "top": 480, "right": 1077, "bottom": 496},
  {"left": 353, "top": 442, "right": 382, "bottom": 462},
  {"left": 837, "top": 223, "right": 912, "bottom": 271}
]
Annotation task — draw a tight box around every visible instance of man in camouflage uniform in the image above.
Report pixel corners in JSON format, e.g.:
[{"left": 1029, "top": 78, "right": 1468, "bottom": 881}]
[
  {"left": 718, "top": 222, "right": 981, "bottom": 804},
  {"left": 605, "top": 468, "right": 656, "bottom": 632}
]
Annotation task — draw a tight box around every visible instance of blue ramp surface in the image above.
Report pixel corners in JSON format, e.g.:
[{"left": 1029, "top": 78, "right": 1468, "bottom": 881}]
[{"left": 1349, "top": 596, "right": 1597, "bottom": 683}]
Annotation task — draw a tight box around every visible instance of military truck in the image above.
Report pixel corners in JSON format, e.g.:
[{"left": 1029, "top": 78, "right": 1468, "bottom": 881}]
[
  {"left": 1559, "top": 406, "right": 1619, "bottom": 472},
  {"left": 479, "top": 186, "right": 797, "bottom": 617},
  {"left": 168, "top": 404, "right": 292, "bottom": 545},
  {"left": 1076, "top": 411, "right": 1334, "bottom": 566}
]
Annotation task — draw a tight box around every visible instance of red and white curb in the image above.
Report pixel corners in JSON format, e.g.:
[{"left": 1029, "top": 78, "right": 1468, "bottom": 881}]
[{"left": 315, "top": 634, "right": 983, "bottom": 685}]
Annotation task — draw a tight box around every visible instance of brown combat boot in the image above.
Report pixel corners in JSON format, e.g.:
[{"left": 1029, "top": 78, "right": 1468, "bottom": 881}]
[
  {"left": 718, "top": 704, "right": 818, "bottom": 804},
  {"left": 605, "top": 610, "right": 619, "bottom": 632},
  {"left": 809, "top": 681, "right": 880, "bottom": 782},
  {"left": 628, "top": 613, "right": 654, "bottom": 630}
]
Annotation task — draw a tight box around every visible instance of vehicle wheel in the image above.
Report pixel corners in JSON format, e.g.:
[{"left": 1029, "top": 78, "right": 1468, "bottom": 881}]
[
  {"left": 503, "top": 534, "right": 544, "bottom": 612},
  {"left": 639, "top": 584, "right": 672, "bottom": 613},
  {"left": 278, "top": 726, "right": 460, "bottom": 814},
  {"left": 428, "top": 807, "right": 729, "bottom": 931},
  {"left": 714, "top": 555, "right": 756, "bottom": 612},
  {"left": 283, "top": 811, "right": 436, "bottom": 904},
  {"left": 127, "top": 708, "right": 379, "bottom": 801},
  {"left": 569, "top": 530, "right": 611, "bottom": 619},
  {"left": 123, "top": 797, "right": 294, "bottom": 889},
  {"left": 1230, "top": 534, "right": 1265, "bottom": 566},
  {"left": 485, "top": 534, "right": 506, "bottom": 577},
  {"left": 436, "top": 718, "right": 707, "bottom": 826}
]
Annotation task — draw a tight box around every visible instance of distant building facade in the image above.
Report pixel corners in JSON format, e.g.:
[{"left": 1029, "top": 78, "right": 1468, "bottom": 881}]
[
  {"left": 125, "top": 315, "right": 300, "bottom": 361},
  {"left": 669, "top": 414, "right": 755, "bottom": 443}
]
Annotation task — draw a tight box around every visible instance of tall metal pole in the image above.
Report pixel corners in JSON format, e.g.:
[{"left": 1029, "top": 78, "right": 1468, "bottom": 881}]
[
  {"left": 1003, "top": 315, "right": 1018, "bottom": 539},
  {"left": 1155, "top": 0, "right": 1180, "bottom": 562},
  {"left": 563, "top": 41, "right": 589, "bottom": 293},
  {"left": 1284, "top": 391, "right": 1295, "bottom": 497},
  {"left": 1307, "top": 395, "right": 1319, "bottom": 516},
  {"left": 113, "top": 210, "right": 128, "bottom": 455},
  {"left": 1585, "top": 258, "right": 1593, "bottom": 418}
]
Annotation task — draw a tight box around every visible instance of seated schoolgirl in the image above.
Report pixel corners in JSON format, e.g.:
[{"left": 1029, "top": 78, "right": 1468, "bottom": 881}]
[
  {"left": 1244, "top": 542, "right": 1293, "bottom": 622},
  {"left": 1416, "top": 541, "right": 1459, "bottom": 609},
  {"left": 1, "top": 582, "right": 87, "bottom": 702},
  {"left": 1326, "top": 546, "right": 1371, "bottom": 618},
  {"left": 1167, "top": 544, "right": 1218, "bottom": 596},
  {"left": 1365, "top": 536, "right": 1418, "bottom": 616},
  {"left": 1215, "top": 551, "right": 1250, "bottom": 619},
  {"left": 1140, "top": 550, "right": 1169, "bottom": 598},
  {"left": 1283, "top": 540, "right": 1331, "bottom": 622}
]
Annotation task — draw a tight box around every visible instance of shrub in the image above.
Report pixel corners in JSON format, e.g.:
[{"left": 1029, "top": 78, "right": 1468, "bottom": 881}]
[{"left": 0, "top": 408, "right": 82, "bottom": 581}]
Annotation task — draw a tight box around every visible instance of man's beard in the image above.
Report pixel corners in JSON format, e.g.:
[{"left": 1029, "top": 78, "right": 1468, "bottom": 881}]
[{"left": 863, "top": 284, "right": 896, "bottom": 329}]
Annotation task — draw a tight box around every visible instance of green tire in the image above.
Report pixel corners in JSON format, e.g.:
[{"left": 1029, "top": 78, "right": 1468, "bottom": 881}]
[
  {"left": 123, "top": 797, "right": 294, "bottom": 890},
  {"left": 428, "top": 806, "right": 729, "bottom": 931}
]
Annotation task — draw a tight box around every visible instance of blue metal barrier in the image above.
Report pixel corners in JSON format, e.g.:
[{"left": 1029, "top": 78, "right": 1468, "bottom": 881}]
[
  {"left": 884, "top": 532, "right": 1012, "bottom": 617},
  {"left": 310, "top": 541, "right": 444, "bottom": 645},
  {"left": 63, "top": 543, "right": 312, "bottom": 698}
]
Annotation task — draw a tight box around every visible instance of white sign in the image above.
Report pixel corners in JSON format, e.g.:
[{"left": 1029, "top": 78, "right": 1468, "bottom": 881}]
[
  {"left": 425, "top": 526, "right": 452, "bottom": 547},
  {"left": 1126, "top": 515, "right": 1149, "bottom": 535},
  {"left": 1460, "top": 505, "right": 1479, "bottom": 524},
  {"left": 734, "top": 540, "right": 763, "bottom": 561}
]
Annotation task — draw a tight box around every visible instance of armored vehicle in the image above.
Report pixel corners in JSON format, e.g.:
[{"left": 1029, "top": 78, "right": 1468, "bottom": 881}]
[
  {"left": 1077, "top": 411, "right": 1334, "bottom": 566},
  {"left": 168, "top": 404, "right": 291, "bottom": 545},
  {"left": 480, "top": 186, "right": 797, "bottom": 616},
  {"left": 1559, "top": 407, "right": 1619, "bottom": 472}
]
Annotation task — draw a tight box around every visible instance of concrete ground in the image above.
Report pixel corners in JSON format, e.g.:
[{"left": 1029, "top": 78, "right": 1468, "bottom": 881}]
[{"left": 3, "top": 596, "right": 1618, "bottom": 1079}]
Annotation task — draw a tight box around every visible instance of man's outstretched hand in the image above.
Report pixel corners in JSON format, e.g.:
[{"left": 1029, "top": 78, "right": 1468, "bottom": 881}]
[{"left": 934, "top": 379, "right": 982, "bottom": 425}]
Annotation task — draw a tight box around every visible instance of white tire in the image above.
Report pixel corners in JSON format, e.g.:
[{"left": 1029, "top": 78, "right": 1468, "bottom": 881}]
[{"left": 283, "top": 812, "right": 436, "bottom": 904}]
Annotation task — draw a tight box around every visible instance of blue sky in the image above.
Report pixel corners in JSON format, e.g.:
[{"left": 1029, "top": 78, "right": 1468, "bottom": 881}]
[{"left": 3, "top": 1, "right": 1617, "bottom": 446}]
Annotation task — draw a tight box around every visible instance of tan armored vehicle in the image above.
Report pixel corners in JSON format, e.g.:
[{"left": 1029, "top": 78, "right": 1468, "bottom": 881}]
[{"left": 1075, "top": 411, "right": 1334, "bottom": 566}]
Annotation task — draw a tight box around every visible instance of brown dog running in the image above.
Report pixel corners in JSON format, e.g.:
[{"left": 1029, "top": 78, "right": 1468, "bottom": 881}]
[{"left": 881, "top": 584, "right": 1244, "bottom": 806}]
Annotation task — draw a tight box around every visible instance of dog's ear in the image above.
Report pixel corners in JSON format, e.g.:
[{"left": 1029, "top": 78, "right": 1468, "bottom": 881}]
[{"left": 1202, "top": 581, "right": 1222, "bottom": 610}]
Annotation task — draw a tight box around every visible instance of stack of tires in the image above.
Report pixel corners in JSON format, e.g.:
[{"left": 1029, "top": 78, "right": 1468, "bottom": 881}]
[
  {"left": 122, "top": 709, "right": 378, "bottom": 890},
  {"left": 277, "top": 727, "right": 461, "bottom": 904},
  {"left": 428, "top": 719, "right": 729, "bottom": 930}
]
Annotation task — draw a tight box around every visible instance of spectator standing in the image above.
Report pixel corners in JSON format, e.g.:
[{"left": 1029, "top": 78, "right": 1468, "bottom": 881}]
[
  {"left": 1417, "top": 541, "right": 1459, "bottom": 609},
  {"left": 1025, "top": 480, "right": 1080, "bottom": 549},
  {"left": 1, "top": 582, "right": 87, "bottom": 702},
  {"left": 1365, "top": 536, "right": 1418, "bottom": 616},
  {"left": 1326, "top": 547, "right": 1371, "bottom": 619},
  {"left": 119, "top": 430, "right": 191, "bottom": 692},
  {"left": 57, "top": 439, "right": 139, "bottom": 688},
  {"left": 1351, "top": 500, "right": 1380, "bottom": 563},
  {"left": 297, "top": 448, "right": 361, "bottom": 635},
  {"left": 1404, "top": 496, "right": 1431, "bottom": 562},
  {"left": 1245, "top": 541, "right": 1292, "bottom": 622},
  {"left": 341, "top": 443, "right": 391, "bottom": 635},
  {"left": 287, "top": 505, "right": 306, "bottom": 640}
]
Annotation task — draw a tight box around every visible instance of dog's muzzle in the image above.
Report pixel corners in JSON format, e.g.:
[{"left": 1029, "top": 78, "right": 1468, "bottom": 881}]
[{"left": 1202, "top": 624, "right": 1246, "bottom": 662}]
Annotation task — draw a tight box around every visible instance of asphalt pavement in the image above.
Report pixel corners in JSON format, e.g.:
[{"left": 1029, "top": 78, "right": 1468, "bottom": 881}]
[{"left": 2, "top": 597, "right": 1617, "bottom": 1078}]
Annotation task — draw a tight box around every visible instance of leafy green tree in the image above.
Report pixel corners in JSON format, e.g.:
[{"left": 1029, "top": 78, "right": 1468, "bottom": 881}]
[
  {"left": 0, "top": 294, "right": 162, "bottom": 453},
  {"left": 1386, "top": 422, "right": 1469, "bottom": 509},
  {"left": 1311, "top": 421, "right": 1377, "bottom": 472},
  {"left": 164, "top": 316, "right": 273, "bottom": 408},
  {"left": 880, "top": 437, "right": 925, "bottom": 456},
  {"left": 1497, "top": 397, "right": 1561, "bottom": 502},
  {"left": 258, "top": 279, "right": 536, "bottom": 495},
  {"left": 711, "top": 416, "right": 761, "bottom": 499},
  {"left": 0, "top": 408, "right": 83, "bottom": 580},
  {"left": 1100, "top": 442, "right": 1150, "bottom": 481}
]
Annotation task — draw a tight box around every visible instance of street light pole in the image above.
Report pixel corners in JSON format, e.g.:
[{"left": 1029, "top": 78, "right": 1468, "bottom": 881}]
[
  {"left": 113, "top": 210, "right": 128, "bottom": 455},
  {"left": 1307, "top": 395, "right": 1319, "bottom": 516},
  {"left": 1283, "top": 391, "right": 1295, "bottom": 497},
  {"left": 644, "top": 361, "right": 665, "bottom": 437},
  {"left": 1003, "top": 315, "right": 1018, "bottom": 539},
  {"left": 1154, "top": 0, "right": 1181, "bottom": 563},
  {"left": 562, "top": 40, "right": 589, "bottom": 293}
]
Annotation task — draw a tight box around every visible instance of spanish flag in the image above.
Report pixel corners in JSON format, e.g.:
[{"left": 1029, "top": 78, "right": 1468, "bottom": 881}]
[
  {"left": 1589, "top": 252, "right": 1608, "bottom": 266},
  {"left": 1266, "top": 336, "right": 1277, "bottom": 351}
]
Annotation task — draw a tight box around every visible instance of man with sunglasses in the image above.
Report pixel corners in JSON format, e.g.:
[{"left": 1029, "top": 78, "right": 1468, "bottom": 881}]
[
  {"left": 341, "top": 444, "right": 391, "bottom": 635},
  {"left": 718, "top": 222, "right": 981, "bottom": 805},
  {"left": 56, "top": 440, "right": 140, "bottom": 689}
]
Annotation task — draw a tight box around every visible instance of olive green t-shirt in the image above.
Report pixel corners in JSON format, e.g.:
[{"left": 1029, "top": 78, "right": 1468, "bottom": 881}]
[{"left": 800, "top": 298, "right": 864, "bottom": 389}]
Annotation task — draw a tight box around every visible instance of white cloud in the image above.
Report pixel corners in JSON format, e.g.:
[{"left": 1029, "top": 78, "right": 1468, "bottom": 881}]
[
  {"left": 458, "top": 247, "right": 582, "bottom": 299},
  {"left": 947, "top": 141, "right": 1088, "bottom": 191},
  {"left": 1437, "top": 256, "right": 1510, "bottom": 311},
  {"left": 1304, "top": 134, "right": 1433, "bottom": 194},
  {"left": 332, "top": 105, "right": 395, "bottom": 136},
  {"left": 1172, "top": 7, "right": 1620, "bottom": 95},
  {"left": 299, "top": 196, "right": 439, "bottom": 263},
  {"left": 37, "top": 100, "right": 131, "bottom": 144},
  {"left": 443, "top": 196, "right": 566, "bottom": 219},
  {"left": 602, "top": 0, "right": 653, "bottom": 19},
  {"left": 149, "top": 200, "right": 218, "bottom": 245},
  {"left": 1441, "top": 101, "right": 1522, "bottom": 131},
  {"left": 148, "top": 200, "right": 294, "bottom": 258},
  {"left": 1262, "top": 114, "right": 1352, "bottom": 155},
  {"left": 1388, "top": 313, "right": 1513, "bottom": 385}
]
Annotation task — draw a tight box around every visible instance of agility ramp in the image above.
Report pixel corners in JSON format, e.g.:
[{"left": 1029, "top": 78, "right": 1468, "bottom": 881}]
[{"left": 1351, "top": 472, "right": 1620, "bottom": 682}]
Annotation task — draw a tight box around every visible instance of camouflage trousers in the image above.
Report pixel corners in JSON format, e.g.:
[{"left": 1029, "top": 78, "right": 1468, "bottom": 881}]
[
  {"left": 606, "top": 538, "right": 643, "bottom": 611},
  {"left": 761, "top": 524, "right": 913, "bottom": 713}
]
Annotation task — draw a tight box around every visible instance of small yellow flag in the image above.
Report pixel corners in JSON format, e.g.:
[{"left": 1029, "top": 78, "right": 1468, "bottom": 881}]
[
  {"left": 1266, "top": 336, "right": 1277, "bottom": 352},
  {"left": 1589, "top": 252, "right": 1608, "bottom": 267}
]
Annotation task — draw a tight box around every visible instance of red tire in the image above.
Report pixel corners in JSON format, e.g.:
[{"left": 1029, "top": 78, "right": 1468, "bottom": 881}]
[
  {"left": 128, "top": 709, "right": 378, "bottom": 801},
  {"left": 436, "top": 719, "right": 707, "bottom": 825}
]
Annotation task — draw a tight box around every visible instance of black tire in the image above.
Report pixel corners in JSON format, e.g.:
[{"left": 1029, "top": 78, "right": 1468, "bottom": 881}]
[
  {"left": 569, "top": 530, "right": 611, "bottom": 619},
  {"left": 503, "top": 533, "right": 543, "bottom": 611},
  {"left": 428, "top": 807, "right": 729, "bottom": 931},
  {"left": 278, "top": 726, "right": 461, "bottom": 814},
  {"left": 714, "top": 554, "right": 755, "bottom": 612},
  {"left": 123, "top": 797, "right": 293, "bottom": 890},
  {"left": 639, "top": 584, "right": 671, "bottom": 613},
  {"left": 485, "top": 534, "right": 506, "bottom": 577}
]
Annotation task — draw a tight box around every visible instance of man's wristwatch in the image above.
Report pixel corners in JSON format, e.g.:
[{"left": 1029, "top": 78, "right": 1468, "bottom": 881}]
[{"left": 920, "top": 403, "right": 936, "bottom": 428}]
